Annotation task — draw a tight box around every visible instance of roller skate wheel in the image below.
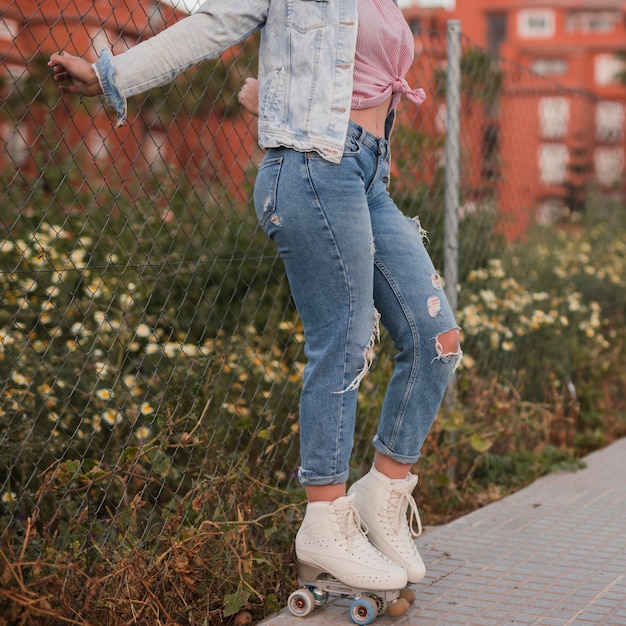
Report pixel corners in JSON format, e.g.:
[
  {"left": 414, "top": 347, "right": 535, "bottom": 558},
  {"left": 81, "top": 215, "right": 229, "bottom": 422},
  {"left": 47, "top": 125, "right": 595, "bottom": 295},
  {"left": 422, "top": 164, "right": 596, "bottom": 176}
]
[
  {"left": 399, "top": 587, "right": 417, "bottom": 604},
  {"left": 366, "top": 594, "right": 388, "bottom": 616},
  {"left": 349, "top": 596, "right": 378, "bottom": 625},
  {"left": 288, "top": 588, "right": 316, "bottom": 617},
  {"left": 386, "top": 597, "right": 410, "bottom": 618}
]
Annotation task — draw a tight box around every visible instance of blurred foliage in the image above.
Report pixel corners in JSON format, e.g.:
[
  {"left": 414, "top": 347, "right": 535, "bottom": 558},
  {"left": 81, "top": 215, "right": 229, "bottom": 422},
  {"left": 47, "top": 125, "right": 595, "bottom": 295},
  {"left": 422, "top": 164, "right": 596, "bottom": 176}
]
[
  {"left": 3, "top": 157, "right": 625, "bottom": 624},
  {"left": 1, "top": 30, "right": 626, "bottom": 626}
]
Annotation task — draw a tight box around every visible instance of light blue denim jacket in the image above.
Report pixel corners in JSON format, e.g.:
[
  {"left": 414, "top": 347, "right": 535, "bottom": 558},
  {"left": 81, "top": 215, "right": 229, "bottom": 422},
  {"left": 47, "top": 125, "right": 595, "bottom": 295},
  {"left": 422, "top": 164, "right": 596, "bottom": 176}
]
[{"left": 94, "top": 0, "right": 371, "bottom": 163}]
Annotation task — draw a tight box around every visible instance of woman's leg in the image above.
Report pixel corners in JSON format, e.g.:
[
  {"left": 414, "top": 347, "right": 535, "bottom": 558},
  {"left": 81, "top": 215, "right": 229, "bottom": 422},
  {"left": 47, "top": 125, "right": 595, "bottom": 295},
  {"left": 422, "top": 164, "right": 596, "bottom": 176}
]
[
  {"left": 371, "top": 204, "right": 461, "bottom": 464},
  {"left": 349, "top": 137, "right": 461, "bottom": 583},
  {"left": 254, "top": 144, "right": 378, "bottom": 489},
  {"left": 351, "top": 200, "right": 460, "bottom": 582},
  {"left": 253, "top": 141, "right": 407, "bottom": 588}
]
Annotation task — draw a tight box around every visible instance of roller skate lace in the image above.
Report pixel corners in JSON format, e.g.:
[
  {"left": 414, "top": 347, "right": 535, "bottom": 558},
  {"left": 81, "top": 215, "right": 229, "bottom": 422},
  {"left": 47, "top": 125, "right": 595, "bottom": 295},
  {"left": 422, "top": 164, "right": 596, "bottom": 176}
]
[
  {"left": 390, "top": 490, "right": 422, "bottom": 539},
  {"left": 338, "top": 503, "right": 375, "bottom": 556}
]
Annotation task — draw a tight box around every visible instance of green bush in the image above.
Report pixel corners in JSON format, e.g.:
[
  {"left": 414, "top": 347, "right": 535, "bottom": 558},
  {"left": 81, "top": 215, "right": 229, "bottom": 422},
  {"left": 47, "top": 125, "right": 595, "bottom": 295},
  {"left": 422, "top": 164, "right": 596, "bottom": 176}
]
[{"left": 1, "top": 159, "right": 626, "bottom": 624}]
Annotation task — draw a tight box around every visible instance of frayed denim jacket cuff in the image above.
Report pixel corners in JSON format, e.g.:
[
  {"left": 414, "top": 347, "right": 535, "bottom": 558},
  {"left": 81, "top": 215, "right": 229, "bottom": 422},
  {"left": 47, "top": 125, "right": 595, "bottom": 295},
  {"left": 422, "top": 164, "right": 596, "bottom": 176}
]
[{"left": 93, "top": 48, "right": 127, "bottom": 127}]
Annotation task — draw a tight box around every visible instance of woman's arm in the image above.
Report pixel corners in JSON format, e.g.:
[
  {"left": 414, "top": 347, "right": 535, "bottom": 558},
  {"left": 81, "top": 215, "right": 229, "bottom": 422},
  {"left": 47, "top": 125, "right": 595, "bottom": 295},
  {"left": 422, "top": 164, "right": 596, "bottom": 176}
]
[{"left": 49, "top": 0, "right": 268, "bottom": 124}]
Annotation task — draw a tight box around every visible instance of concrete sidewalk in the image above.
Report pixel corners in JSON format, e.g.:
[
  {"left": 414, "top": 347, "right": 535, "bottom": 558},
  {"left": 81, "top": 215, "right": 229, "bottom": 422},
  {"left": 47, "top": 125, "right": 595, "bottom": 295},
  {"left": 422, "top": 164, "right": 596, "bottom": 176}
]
[{"left": 259, "top": 438, "right": 626, "bottom": 626}]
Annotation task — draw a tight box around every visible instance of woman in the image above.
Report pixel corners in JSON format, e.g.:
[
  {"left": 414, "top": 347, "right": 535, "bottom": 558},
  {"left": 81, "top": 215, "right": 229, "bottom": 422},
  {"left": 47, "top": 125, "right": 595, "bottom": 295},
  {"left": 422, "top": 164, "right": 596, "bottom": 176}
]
[{"left": 49, "top": 0, "right": 461, "bottom": 593}]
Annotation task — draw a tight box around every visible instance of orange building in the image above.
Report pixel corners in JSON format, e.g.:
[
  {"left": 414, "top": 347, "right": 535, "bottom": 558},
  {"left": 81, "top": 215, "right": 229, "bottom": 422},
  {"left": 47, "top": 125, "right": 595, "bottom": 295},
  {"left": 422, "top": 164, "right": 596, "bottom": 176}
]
[
  {"left": 1, "top": 0, "right": 176, "bottom": 166},
  {"left": 2, "top": 0, "right": 625, "bottom": 232},
  {"left": 0, "top": 0, "right": 257, "bottom": 198},
  {"left": 403, "top": 0, "right": 626, "bottom": 237}
]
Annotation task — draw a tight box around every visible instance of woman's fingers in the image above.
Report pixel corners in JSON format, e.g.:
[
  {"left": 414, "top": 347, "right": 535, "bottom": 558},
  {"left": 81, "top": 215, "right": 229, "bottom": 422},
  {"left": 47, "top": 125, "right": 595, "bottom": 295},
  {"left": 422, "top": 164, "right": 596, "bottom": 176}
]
[{"left": 47, "top": 51, "right": 102, "bottom": 96}]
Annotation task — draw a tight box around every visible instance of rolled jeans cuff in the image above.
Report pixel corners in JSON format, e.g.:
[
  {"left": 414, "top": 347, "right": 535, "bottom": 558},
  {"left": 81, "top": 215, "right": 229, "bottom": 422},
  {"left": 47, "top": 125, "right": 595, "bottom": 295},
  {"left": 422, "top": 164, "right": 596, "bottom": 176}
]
[
  {"left": 93, "top": 48, "right": 127, "bottom": 127},
  {"left": 298, "top": 466, "right": 350, "bottom": 487}
]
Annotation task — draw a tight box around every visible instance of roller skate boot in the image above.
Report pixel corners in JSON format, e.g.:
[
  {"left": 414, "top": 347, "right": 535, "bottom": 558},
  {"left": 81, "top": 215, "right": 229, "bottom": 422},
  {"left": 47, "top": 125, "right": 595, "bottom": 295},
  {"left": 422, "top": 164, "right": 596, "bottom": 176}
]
[
  {"left": 290, "top": 494, "right": 411, "bottom": 624},
  {"left": 295, "top": 493, "right": 407, "bottom": 590},
  {"left": 349, "top": 466, "right": 426, "bottom": 584}
]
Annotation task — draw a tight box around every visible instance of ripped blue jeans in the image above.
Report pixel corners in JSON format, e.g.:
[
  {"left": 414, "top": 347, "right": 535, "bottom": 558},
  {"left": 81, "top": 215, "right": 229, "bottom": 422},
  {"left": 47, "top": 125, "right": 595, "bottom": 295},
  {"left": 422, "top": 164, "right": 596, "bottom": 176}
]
[{"left": 253, "top": 121, "right": 461, "bottom": 486}]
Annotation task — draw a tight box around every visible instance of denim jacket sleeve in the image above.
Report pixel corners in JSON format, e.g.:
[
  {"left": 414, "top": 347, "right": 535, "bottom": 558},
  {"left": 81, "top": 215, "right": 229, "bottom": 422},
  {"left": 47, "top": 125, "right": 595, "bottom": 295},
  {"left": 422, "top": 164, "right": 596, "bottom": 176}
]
[
  {"left": 93, "top": 0, "right": 269, "bottom": 125},
  {"left": 92, "top": 0, "right": 362, "bottom": 162}
]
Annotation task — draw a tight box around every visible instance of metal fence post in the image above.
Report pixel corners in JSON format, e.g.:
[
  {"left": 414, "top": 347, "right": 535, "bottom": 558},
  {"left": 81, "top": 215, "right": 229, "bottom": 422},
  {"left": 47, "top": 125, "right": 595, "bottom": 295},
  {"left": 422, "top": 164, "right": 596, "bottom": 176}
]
[
  {"left": 444, "top": 19, "right": 462, "bottom": 484},
  {"left": 445, "top": 19, "right": 461, "bottom": 314}
]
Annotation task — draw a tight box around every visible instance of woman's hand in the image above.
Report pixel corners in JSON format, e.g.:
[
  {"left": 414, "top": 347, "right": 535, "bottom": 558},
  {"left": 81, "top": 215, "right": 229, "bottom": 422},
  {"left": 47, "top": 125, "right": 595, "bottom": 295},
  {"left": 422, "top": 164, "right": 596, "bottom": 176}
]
[
  {"left": 238, "top": 77, "right": 259, "bottom": 117},
  {"left": 48, "top": 52, "right": 103, "bottom": 97}
]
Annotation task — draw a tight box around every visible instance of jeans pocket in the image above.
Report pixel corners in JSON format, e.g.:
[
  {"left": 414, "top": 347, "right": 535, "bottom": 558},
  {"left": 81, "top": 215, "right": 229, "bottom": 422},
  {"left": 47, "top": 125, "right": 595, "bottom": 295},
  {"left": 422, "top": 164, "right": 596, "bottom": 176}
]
[
  {"left": 287, "top": 0, "right": 329, "bottom": 33},
  {"left": 342, "top": 132, "right": 362, "bottom": 157},
  {"left": 253, "top": 155, "right": 284, "bottom": 235}
]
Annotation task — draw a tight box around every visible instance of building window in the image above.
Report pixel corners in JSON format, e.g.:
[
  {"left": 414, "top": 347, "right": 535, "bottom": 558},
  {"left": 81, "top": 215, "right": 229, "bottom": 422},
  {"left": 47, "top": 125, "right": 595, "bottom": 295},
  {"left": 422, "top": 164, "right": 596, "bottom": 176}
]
[
  {"left": 596, "top": 101, "right": 624, "bottom": 143},
  {"left": 539, "top": 97, "right": 569, "bottom": 140},
  {"left": 594, "top": 54, "right": 626, "bottom": 87},
  {"left": 594, "top": 147, "right": 624, "bottom": 186},
  {"left": 417, "top": 0, "right": 456, "bottom": 8},
  {"left": 531, "top": 59, "right": 568, "bottom": 77},
  {"left": 566, "top": 11, "right": 619, "bottom": 33},
  {"left": 539, "top": 144, "right": 568, "bottom": 185},
  {"left": 148, "top": 2, "right": 166, "bottom": 33},
  {"left": 518, "top": 9, "right": 555, "bottom": 39},
  {"left": 0, "top": 17, "right": 19, "bottom": 40},
  {"left": 143, "top": 129, "right": 167, "bottom": 169},
  {"left": 86, "top": 129, "right": 109, "bottom": 162},
  {"left": 91, "top": 29, "right": 111, "bottom": 58},
  {"left": 407, "top": 18, "right": 422, "bottom": 35},
  {"left": 482, "top": 123, "right": 499, "bottom": 180},
  {"left": 487, "top": 12, "right": 506, "bottom": 55},
  {"left": 435, "top": 102, "right": 447, "bottom": 135},
  {"left": 2, "top": 121, "right": 29, "bottom": 167}
]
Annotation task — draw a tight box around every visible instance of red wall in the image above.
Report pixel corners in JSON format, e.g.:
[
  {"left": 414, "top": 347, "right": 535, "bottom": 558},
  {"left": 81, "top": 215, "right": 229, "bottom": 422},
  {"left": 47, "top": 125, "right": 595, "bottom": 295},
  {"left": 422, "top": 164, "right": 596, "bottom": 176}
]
[{"left": 403, "top": 0, "right": 626, "bottom": 238}]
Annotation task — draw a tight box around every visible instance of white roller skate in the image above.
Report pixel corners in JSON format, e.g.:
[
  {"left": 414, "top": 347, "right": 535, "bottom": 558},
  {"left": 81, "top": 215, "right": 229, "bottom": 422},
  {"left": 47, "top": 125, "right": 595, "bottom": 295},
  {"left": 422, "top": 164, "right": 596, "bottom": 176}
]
[
  {"left": 348, "top": 466, "right": 426, "bottom": 584},
  {"left": 288, "top": 494, "right": 413, "bottom": 624}
]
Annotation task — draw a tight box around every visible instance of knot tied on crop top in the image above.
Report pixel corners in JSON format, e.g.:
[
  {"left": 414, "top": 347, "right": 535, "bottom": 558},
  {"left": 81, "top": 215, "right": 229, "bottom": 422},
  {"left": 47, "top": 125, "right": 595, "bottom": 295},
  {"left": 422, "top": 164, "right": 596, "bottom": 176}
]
[{"left": 351, "top": 0, "right": 426, "bottom": 111}]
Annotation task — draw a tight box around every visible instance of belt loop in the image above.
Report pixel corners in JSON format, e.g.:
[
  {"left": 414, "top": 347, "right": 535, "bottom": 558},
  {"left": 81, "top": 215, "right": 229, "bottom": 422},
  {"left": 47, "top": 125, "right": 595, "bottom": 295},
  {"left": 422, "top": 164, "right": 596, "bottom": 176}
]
[
  {"left": 347, "top": 119, "right": 364, "bottom": 147},
  {"left": 377, "top": 137, "right": 385, "bottom": 158}
]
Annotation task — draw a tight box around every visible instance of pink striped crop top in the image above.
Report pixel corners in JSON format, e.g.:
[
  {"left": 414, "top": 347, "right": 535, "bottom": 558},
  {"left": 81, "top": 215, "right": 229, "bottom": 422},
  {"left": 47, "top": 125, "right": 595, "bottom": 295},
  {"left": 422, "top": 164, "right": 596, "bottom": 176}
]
[{"left": 351, "top": 0, "right": 426, "bottom": 111}]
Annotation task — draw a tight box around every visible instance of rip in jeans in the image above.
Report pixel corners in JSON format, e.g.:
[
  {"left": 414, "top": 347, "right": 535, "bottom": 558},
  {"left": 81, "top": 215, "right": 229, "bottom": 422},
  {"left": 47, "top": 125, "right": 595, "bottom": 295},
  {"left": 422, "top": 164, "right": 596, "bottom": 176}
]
[{"left": 340, "top": 308, "right": 381, "bottom": 393}]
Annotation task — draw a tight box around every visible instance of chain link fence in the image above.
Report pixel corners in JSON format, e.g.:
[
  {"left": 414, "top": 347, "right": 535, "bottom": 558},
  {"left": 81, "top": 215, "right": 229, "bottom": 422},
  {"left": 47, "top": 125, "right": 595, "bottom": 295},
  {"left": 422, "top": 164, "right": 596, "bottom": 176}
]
[{"left": 1, "top": 3, "right": 625, "bottom": 624}]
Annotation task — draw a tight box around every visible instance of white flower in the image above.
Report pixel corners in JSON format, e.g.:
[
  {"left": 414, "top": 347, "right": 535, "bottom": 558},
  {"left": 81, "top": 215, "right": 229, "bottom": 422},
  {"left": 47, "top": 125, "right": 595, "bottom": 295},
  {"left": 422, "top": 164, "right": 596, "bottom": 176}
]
[
  {"left": 94, "top": 361, "right": 106, "bottom": 372},
  {"left": 146, "top": 342, "right": 161, "bottom": 355},
  {"left": 135, "top": 426, "right": 151, "bottom": 441},
  {"left": 135, "top": 324, "right": 152, "bottom": 338},
  {"left": 119, "top": 293, "right": 133, "bottom": 308},
  {"left": 139, "top": 402, "right": 154, "bottom": 415},
  {"left": 164, "top": 342, "right": 181, "bottom": 358},
  {"left": 11, "top": 372, "right": 30, "bottom": 386},
  {"left": 22, "top": 278, "right": 38, "bottom": 293},
  {"left": 1, "top": 492, "right": 17, "bottom": 504},
  {"left": 93, "top": 311, "right": 107, "bottom": 327},
  {"left": 70, "top": 249, "right": 86, "bottom": 265},
  {"left": 85, "top": 280, "right": 103, "bottom": 298},
  {"left": 180, "top": 344, "right": 199, "bottom": 356},
  {"left": 488, "top": 259, "right": 506, "bottom": 279},
  {"left": 123, "top": 375, "right": 137, "bottom": 388},
  {"left": 95, "top": 388, "right": 114, "bottom": 401},
  {"left": 101, "top": 409, "right": 122, "bottom": 426}
]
